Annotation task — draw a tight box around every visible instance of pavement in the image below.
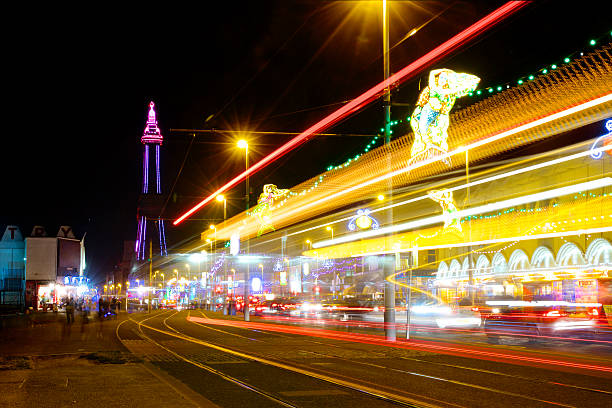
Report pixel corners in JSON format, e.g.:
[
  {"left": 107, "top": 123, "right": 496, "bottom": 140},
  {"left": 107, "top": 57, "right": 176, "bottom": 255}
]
[{"left": 0, "top": 311, "right": 218, "bottom": 408}]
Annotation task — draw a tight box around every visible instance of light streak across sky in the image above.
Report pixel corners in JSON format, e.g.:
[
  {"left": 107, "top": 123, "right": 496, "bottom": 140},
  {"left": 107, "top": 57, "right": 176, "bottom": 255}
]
[{"left": 173, "top": 1, "right": 529, "bottom": 226}]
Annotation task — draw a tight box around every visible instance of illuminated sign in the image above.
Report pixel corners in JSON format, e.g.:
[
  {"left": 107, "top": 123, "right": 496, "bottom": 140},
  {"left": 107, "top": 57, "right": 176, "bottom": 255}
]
[
  {"left": 251, "top": 277, "right": 262, "bottom": 292},
  {"left": 590, "top": 119, "right": 612, "bottom": 159},
  {"left": 230, "top": 232, "right": 240, "bottom": 256},
  {"left": 279, "top": 271, "right": 287, "bottom": 286},
  {"left": 348, "top": 209, "right": 380, "bottom": 231}
]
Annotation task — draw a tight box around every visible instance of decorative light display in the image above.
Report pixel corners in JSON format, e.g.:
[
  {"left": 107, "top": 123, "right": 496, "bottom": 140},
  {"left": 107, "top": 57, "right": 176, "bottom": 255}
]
[
  {"left": 135, "top": 101, "right": 168, "bottom": 259},
  {"left": 410, "top": 69, "right": 480, "bottom": 164},
  {"left": 327, "top": 31, "right": 611, "bottom": 173},
  {"left": 348, "top": 209, "right": 380, "bottom": 231},
  {"left": 427, "top": 189, "right": 462, "bottom": 232},
  {"left": 312, "top": 177, "right": 612, "bottom": 250},
  {"left": 590, "top": 119, "right": 612, "bottom": 159},
  {"left": 249, "top": 184, "right": 290, "bottom": 236},
  {"left": 466, "top": 31, "right": 611, "bottom": 101},
  {"left": 200, "top": 39, "right": 611, "bottom": 243}
]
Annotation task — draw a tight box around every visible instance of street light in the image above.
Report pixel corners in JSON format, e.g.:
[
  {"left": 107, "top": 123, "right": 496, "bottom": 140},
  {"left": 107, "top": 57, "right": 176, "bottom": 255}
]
[
  {"left": 326, "top": 226, "right": 334, "bottom": 240},
  {"left": 306, "top": 239, "right": 312, "bottom": 250},
  {"left": 216, "top": 194, "right": 227, "bottom": 220}
]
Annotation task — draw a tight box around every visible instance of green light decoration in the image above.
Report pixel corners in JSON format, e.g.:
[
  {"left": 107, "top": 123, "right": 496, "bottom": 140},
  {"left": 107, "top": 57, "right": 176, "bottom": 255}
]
[
  {"left": 322, "top": 31, "right": 607, "bottom": 175},
  {"left": 427, "top": 189, "right": 462, "bottom": 232},
  {"left": 409, "top": 69, "right": 480, "bottom": 165},
  {"left": 248, "top": 184, "right": 290, "bottom": 236},
  {"left": 464, "top": 30, "right": 607, "bottom": 100}
]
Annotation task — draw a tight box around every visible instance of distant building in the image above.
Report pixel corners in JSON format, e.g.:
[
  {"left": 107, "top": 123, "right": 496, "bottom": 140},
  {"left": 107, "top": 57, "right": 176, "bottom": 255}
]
[
  {"left": 25, "top": 226, "right": 87, "bottom": 309},
  {"left": 0, "top": 226, "right": 25, "bottom": 309}
]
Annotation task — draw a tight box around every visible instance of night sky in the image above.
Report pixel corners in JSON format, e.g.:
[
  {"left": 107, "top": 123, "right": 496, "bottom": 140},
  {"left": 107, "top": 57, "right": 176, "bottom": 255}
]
[{"left": 3, "top": 1, "right": 610, "bottom": 283}]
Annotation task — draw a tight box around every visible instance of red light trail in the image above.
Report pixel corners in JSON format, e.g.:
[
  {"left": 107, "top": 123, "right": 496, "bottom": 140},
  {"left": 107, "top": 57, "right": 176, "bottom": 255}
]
[
  {"left": 187, "top": 316, "right": 612, "bottom": 375},
  {"left": 173, "top": 1, "right": 529, "bottom": 225}
]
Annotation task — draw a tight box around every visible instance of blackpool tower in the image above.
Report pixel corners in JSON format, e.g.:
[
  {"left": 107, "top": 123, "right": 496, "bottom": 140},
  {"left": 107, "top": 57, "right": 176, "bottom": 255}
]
[{"left": 135, "top": 101, "right": 168, "bottom": 259}]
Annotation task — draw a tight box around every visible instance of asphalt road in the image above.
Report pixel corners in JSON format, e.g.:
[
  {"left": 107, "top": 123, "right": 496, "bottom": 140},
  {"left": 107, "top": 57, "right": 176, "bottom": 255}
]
[{"left": 116, "top": 310, "right": 612, "bottom": 408}]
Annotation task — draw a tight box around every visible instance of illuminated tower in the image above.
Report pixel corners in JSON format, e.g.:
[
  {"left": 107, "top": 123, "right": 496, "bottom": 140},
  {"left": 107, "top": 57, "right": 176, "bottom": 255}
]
[{"left": 135, "top": 101, "right": 168, "bottom": 259}]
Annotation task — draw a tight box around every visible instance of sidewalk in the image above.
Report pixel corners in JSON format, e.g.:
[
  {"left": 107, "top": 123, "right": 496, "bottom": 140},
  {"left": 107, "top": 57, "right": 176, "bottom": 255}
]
[{"left": 0, "top": 312, "right": 218, "bottom": 407}]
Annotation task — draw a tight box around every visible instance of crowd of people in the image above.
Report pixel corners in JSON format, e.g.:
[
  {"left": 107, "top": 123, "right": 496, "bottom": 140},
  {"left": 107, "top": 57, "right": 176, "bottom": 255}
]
[{"left": 60, "top": 296, "right": 121, "bottom": 324}]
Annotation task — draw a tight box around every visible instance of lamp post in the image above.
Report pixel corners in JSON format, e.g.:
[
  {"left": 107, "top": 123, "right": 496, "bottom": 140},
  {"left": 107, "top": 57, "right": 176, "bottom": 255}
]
[
  {"left": 382, "top": 0, "right": 396, "bottom": 342},
  {"left": 258, "top": 263, "right": 264, "bottom": 296},
  {"left": 216, "top": 194, "right": 227, "bottom": 313},
  {"left": 216, "top": 194, "right": 227, "bottom": 220},
  {"left": 237, "top": 139, "right": 250, "bottom": 321},
  {"left": 125, "top": 281, "right": 130, "bottom": 311},
  {"left": 325, "top": 226, "right": 334, "bottom": 241}
]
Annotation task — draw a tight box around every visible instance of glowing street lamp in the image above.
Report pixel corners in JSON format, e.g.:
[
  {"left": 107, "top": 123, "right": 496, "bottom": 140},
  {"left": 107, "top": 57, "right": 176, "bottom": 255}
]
[
  {"left": 326, "top": 226, "right": 334, "bottom": 240},
  {"left": 306, "top": 239, "right": 312, "bottom": 250},
  {"left": 216, "top": 194, "right": 227, "bottom": 220}
]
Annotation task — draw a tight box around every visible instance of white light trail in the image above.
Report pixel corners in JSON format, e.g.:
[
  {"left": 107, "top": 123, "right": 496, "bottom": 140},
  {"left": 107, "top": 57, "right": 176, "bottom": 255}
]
[{"left": 312, "top": 177, "right": 612, "bottom": 248}]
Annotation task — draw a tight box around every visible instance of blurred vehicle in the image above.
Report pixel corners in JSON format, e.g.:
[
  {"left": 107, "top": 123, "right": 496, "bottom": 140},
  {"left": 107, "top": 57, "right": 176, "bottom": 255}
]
[
  {"left": 358, "top": 301, "right": 481, "bottom": 330},
  {"left": 483, "top": 301, "right": 602, "bottom": 343},
  {"left": 253, "top": 300, "right": 282, "bottom": 316},
  {"left": 277, "top": 298, "right": 301, "bottom": 316}
]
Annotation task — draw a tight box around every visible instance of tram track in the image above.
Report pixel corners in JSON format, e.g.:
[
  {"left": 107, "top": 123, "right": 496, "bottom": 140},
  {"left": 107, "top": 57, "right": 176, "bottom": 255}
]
[
  {"left": 180, "top": 311, "right": 612, "bottom": 408},
  {"left": 115, "top": 310, "right": 612, "bottom": 407},
  {"left": 117, "top": 311, "right": 445, "bottom": 408}
]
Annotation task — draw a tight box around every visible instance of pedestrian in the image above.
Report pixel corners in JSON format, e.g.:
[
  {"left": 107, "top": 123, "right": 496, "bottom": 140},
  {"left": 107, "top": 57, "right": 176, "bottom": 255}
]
[
  {"left": 66, "top": 297, "right": 75, "bottom": 324},
  {"left": 98, "top": 297, "right": 104, "bottom": 320}
]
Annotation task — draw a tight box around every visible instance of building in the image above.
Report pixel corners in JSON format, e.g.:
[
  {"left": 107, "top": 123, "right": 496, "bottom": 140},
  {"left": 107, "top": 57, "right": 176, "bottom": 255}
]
[
  {"left": 0, "top": 225, "right": 25, "bottom": 310},
  {"left": 25, "top": 226, "right": 87, "bottom": 309}
]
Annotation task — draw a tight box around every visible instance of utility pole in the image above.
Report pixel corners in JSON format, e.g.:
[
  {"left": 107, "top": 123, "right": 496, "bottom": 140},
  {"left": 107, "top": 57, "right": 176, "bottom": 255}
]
[
  {"left": 382, "top": 0, "right": 396, "bottom": 342},
  {"left": 148, "top": 241, "right": 152, "bottom": 313},
  {"left": 244, "top": 144, "right": 250, "bottom": 322}
]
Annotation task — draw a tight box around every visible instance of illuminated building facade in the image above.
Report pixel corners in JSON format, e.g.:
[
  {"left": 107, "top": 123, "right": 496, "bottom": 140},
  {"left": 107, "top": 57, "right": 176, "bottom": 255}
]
[
  {"left": 0, "top": 225, "right": 25, "bottom": 309},
  {"left": 135, "top": 102, "right": 168, "bottom": 260},
  {"left": 24, "top": 226, "right": 87, "bottom": 309}
]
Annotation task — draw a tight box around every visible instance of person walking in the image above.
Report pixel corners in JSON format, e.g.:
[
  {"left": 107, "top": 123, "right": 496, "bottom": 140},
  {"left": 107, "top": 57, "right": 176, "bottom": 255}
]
[{"left": 65, "top": 297, "right": 75, "bottom": 324}]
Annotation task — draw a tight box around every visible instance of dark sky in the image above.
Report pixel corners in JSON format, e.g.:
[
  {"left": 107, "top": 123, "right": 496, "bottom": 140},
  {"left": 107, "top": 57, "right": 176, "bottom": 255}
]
[{"left": 3, "top": 1, "right": 610, "bottom": 283}]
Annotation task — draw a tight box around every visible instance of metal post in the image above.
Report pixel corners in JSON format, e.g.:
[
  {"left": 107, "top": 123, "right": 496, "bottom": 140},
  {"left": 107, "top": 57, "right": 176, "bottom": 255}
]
[
  {"left": 406, "top": 248, "right": 416, "bottom": 340},
  {"left": 466, "top": 150, "right": 474, "bottom": 305},
  {"left": 148, "top": 241, "right": 152, "bottom": 313},
  {"left": 244, "top": 147, "right": 250, "bottom": 321},
  {"left": 382, "top": 0, "right": 396, "bottom": 341}
]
